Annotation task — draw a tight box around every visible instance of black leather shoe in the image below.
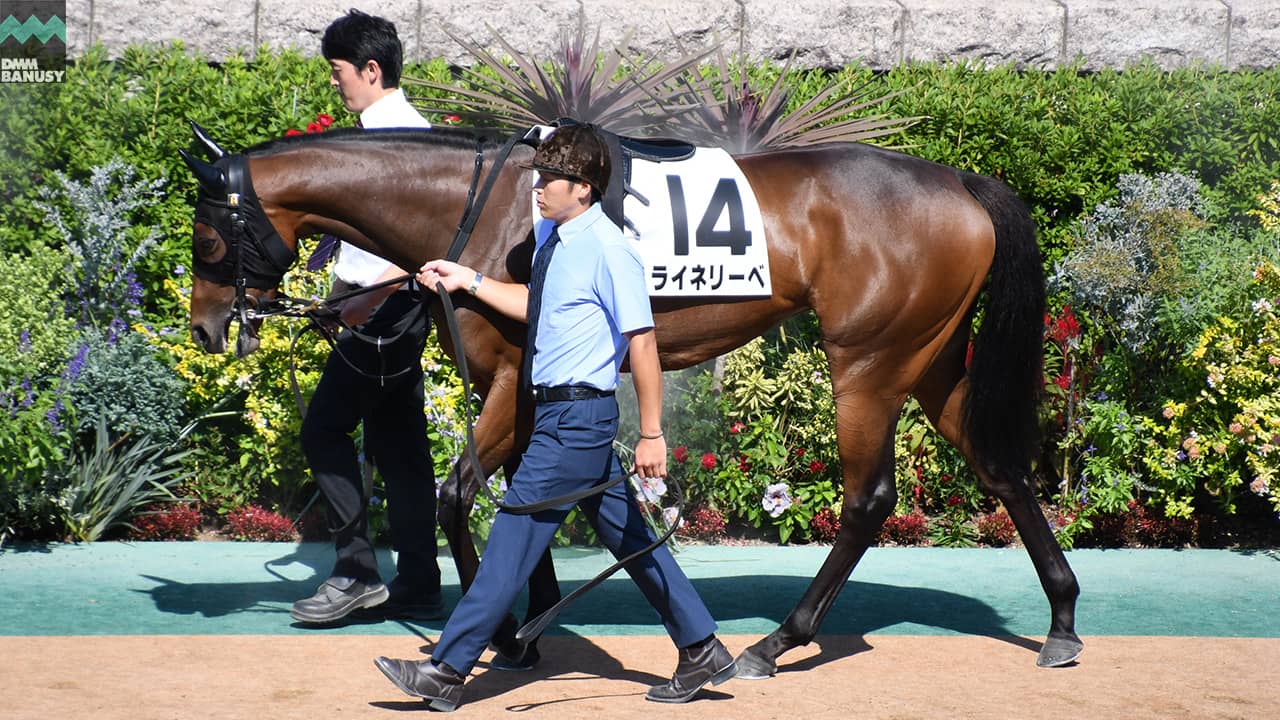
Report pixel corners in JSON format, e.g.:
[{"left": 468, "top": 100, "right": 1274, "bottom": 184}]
[
  {"left": 290, "top": 577, "right": 388, "bottom": 624},
  {"left": 645, "top": 637, "right": 736, "bottom": 703},
  {"left": 376, "top": 577, "right": 445, "bottom": 620},
  {"left": 489, "top": 643, "right": 540, "bottom": 671},
  {"left": 374, "top": 657, "right": 465, "bottom": 712}
]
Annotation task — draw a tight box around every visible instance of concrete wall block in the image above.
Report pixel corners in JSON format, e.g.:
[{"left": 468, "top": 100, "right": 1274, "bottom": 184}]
[
  {"left": 739, "top": 1, "right": 902, "bottom": 69},
  {"left": 1227, "top": 0, "right": 1280, "bottom": 69},
  {"left": 416, "top": 1, "right": 739, "bottom": 68},
  {"left": 256, "top": 0, "right": 434, "bottom": 61},
  {"left": 65, "top": 0, "right": 92, "bottom": 54},
  {"left": 1064, "top": 0, "right": 1230, "bottom": 69},
  {"left": 88, "top": 0, "right": 257, "bottom": 58},
  {"left": 900, "top": 1, "right": 1064, "bottom": 69}
]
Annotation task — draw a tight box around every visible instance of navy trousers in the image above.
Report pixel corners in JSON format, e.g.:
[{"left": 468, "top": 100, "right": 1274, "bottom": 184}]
[
  {"left": 433, "top": 394, "right": 717, "bottom": 675},
  {"left": 300, "top": 292, "right": 441, "bottom": 593}
]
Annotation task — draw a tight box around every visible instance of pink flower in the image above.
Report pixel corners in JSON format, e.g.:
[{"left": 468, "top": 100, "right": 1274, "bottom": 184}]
[
  {"left": 701, "top": 453, "right": 717, "bottom": 470},
  {"left": 1162, "top": 407, "right": 1175, "bottom": 419},
  {"left": 673, "top": 445, "right": 688, "bottom": 463},
  {"left": 1229, "top": 422, "right": 1243, "bottom": 434},
  {"left": 730, "top": 422, "right": 745, "bottom": 434}
]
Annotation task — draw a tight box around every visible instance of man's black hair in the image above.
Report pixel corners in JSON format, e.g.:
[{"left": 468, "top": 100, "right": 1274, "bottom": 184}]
[{"left": 321, "top": 9, "right": 404, "bottom": 88}]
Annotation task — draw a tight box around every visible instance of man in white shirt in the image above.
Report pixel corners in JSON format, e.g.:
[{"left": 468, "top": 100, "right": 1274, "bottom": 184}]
[{"left": 291, "top": 9, "right": 443, "bottom": 626}]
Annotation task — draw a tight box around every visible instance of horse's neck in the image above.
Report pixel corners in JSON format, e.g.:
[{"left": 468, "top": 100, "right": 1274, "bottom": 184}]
[{"left": 261, "top": 142, "right": 478, "bottom": 271}]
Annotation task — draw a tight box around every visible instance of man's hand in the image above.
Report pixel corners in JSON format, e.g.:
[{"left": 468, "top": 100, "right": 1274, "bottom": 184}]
[{"left": 417, "top": 260, "right": 473, "bottom": 294}]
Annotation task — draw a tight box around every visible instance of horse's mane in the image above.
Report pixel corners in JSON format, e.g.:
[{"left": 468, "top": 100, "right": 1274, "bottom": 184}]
[{"left": 244, "top": 125, "right": 517, "bottom": 156}]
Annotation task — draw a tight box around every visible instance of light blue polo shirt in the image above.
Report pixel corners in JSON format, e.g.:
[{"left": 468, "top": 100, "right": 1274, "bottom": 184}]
[{"left": 529, "top": 203, "right": 653, "bottom": 390}]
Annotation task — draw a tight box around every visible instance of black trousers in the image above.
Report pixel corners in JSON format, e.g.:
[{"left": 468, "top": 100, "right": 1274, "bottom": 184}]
[{"left": 300, "top": 292, "right": 440, "bottom": 592}]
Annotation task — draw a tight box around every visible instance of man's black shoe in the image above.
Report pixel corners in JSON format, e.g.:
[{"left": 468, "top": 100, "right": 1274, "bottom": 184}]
[
  {"left": 374, "top": 577, "right": 446, "bottom": 620},
  {"left": 374, "top": 657, "right": 465, "bottom": 712},
  {"left": 645, "top": 636, "right": 736, "bottom": 703},
  {"left": 489, "top": 643, "right": 540, "bottom": 671},
  {"left": 290, "top": 577, "right": 388, "bottom": 625}
]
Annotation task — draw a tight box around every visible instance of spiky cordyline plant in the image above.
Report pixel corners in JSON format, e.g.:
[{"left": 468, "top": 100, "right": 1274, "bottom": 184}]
[
  {"left": 666, "top": 47, "right": 923, "bottom": 153},
  {"left": 404, "top": 22, "right": 719, "bottom": 136}
]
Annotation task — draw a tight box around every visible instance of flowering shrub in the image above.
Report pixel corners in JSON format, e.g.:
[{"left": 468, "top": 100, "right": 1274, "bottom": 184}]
[
  {"left": 677, "top": 505, "right": 727, "bottom": 541},
  {"left": 809, "top": 506, "right": 840, "bottom": 543},
  {"left": 129, "top": 503, "right": 203, "bottom": 541},
  {"left": 224, "top": 504, "right": 298, "bottom": 542},
  {"left": 878, "top": 511, "right": 929, "bottom": 546},
  {"left": 976, "top": 511, "right": 1017, "bottom": 547},
  {"left": 1138, "top": 261, "right": 1280, "bottom": 518}
]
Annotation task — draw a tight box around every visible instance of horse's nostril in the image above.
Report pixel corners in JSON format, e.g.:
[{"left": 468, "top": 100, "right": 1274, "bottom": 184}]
[{"left": 191, "top": 325, "right": 210, "bottom": 347}]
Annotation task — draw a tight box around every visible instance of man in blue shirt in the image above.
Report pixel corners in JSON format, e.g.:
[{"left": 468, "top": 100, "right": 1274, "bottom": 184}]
[{"left": 374, "top": 124, "right": 735, "bottom": 711}]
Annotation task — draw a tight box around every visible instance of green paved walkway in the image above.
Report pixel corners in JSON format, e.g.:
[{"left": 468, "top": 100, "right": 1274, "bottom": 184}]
[{"left": 2, "top": 543, "right": 1277, "bottom": 637}]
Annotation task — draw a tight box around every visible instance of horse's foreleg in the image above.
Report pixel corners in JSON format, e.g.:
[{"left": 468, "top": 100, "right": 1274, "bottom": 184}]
[
  {"left": 736, "top": 390, "right": 901, "bottom": 679},
  {"left": 916, "top": 354, "right": 1082, "bottom": 667},
  {"left": 437, "top": 378, "right": 519, "bottom": 591}
]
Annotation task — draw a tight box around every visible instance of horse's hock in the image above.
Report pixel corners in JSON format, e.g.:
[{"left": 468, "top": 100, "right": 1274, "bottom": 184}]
[{"left": 70, "top": 0, "right": 1280, "bottom": 71}]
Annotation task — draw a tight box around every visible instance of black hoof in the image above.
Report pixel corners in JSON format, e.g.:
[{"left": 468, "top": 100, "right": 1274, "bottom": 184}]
[
  {"left": 1037, "top": 633, "right": 1083, "bottom": 668},
  {"left": 733, "top": 648, "right": 776, "bottom": 680}
]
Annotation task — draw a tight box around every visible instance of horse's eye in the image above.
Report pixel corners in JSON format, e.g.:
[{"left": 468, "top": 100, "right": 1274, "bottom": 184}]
[{"left": 193, "top": 227, "right": 226, "bottom": 262}]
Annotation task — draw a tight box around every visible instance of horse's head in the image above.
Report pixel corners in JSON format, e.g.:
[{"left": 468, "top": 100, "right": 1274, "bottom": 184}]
[{"left": 180, "top": 124, "right": 298, "bottom": 357}]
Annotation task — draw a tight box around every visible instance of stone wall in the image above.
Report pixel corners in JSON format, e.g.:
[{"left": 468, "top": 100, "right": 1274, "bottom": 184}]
[{"left": 66, "top": 1, "right": 1280, "bottom": 70}]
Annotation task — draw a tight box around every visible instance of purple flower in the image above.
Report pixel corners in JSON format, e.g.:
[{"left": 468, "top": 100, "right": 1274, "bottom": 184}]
[
  {"left": 45, "top": 399, "right": 64, "bottom": 431},
  {"left": 18, "top": 330, "right": 31, "bottom": 353},
  {"left": 174, "top": 264, "right": 186, "bottom": 276},
  {"left": 64, "top": 343, "right": 90, "bottom": 382}
]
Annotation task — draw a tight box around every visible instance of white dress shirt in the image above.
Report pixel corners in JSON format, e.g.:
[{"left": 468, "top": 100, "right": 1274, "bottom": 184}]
[{"left": 332, "top": 88, "right": 431, "bottom": 287}]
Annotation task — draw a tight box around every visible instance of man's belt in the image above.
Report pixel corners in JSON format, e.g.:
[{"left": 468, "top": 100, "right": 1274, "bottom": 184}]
[{"left": 530, "top": 384, "right": 615, "bottom": 403}]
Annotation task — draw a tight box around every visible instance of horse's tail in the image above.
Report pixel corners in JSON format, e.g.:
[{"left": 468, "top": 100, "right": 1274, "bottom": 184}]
[{"left": 959, "top": 171, "right": 1046, "bottom": 480}]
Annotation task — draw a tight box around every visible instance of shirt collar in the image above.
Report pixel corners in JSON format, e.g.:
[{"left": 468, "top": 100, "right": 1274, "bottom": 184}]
[
  {"left": 358, "top": 88, "right": 409, "bottom": 128},
  {"left": 553, "top": 203, "right": 605, "bottom": 246}
]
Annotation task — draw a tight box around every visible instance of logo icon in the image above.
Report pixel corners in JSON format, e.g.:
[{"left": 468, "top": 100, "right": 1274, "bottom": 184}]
[{"left": 1, "top": 1, "right": 66, "bottom": 83}]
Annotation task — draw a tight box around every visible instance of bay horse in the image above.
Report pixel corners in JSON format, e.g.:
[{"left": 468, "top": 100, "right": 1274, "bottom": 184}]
[{"left": 182, "top": 125, "right": 1083, "bottom": 676}]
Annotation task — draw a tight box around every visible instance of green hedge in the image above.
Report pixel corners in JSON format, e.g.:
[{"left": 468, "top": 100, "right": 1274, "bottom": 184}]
[{"left": 3, "top": 45, "right": 1279, "bottom": 543}]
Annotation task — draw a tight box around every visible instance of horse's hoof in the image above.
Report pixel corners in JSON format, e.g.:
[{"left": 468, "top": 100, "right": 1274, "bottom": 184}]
[
  {"left": 733, "top": 649, "right": 777, "bottom": 680},
  {"left": 1037, "top": 634, "right": 1083, "bottom": 668}
]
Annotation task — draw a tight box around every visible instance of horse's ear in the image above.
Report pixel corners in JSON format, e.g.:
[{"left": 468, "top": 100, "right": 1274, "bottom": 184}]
[
  {"left": 179, "top": 149, "right": 226, "bottom": 195},
  {"left": 190, "top": 121, "right": 226, "bottom": 159}
]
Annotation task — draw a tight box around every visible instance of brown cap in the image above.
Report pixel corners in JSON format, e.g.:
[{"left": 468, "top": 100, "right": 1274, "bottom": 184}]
[{"left": 522, "top": 124, "right": 610, "bottom": 193}]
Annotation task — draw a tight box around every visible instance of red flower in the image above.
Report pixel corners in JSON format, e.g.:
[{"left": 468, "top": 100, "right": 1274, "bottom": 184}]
[
  {"left": 443, "top": 114, "right": 461, "bottom": 124},
  {"left": 738, "top": 454, "right": 750, "bottom": 472},
  {"left": 673, "top": 445, "right": 689, "bottom": 463},
  {"left": 1049, "top": 305, "right": 1082, "bottom": 345},
  {"left": 316, "top": 113, "right": 334, "bottom": 128},
  {"left": 306, "top": 121, "right": 324, "bottom": 134},
  {"left": 700, "top": 452, "right": 717, "bottom": 470},
  {"left": 809, "top": 460, "right": 825, "bottom": 474},
  {"left": 1054, "top": 374, "right": 1071, "bottom": 391},
  {"left": 284, "top": 128, "right": 303, "bottom": 136},
  {"left": 730, "top": 422, "right": 745, "bottom": 434},
  {"left": 794, "top": 447, "right": 806, "bottom": 457},
  {"left": 946, "top": 494, "right": 964, "bottom": 507}
]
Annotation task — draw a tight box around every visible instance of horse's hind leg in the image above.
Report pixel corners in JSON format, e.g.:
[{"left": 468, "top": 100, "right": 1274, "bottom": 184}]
[
  {"left": 914, "top": 340, "right": 1083, "bottom": 667},
  {"left": 736, "top": 386, "right": 902, "bottom": 679}
]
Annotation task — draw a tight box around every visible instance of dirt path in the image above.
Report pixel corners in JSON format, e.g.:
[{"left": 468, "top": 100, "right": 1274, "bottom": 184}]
[{"left": 8, "top": 634, "right": 1277, "bottom": 719}]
